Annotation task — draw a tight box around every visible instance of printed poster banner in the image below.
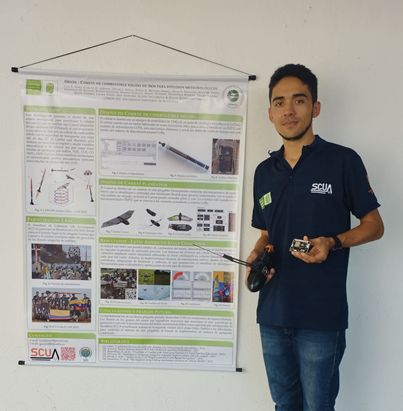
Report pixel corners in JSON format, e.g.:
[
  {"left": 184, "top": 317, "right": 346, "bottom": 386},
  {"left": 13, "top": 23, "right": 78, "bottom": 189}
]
[{"left": 20, "top": 69, "right": 248, "bottom": 370}]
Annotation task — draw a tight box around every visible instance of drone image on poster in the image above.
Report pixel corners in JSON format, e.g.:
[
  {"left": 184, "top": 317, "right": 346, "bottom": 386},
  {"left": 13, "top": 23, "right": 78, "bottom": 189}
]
[
  {"left": 101, "top": 210, "right": 134, "bottom": 228},
  {"left": 28, "top": 167, "right": 94, "bottom": 206},
  {"left": 139, "top": 208, "right": 163, "bottom": 229},
  {"left": 169, "top": 224, "right": 192, "bottom": 231},
  {"left": 168, "top": 212, "right": 193, "bottom": 222},
  {"left": 167, "top": 212, "right": 193, "bottom": 231}
]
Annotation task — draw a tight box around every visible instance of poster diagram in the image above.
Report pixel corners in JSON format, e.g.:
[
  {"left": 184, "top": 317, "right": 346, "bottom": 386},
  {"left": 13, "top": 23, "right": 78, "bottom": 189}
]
[
  {"left": 172, "top": 271, "right": 212, "bottom": 302},
  {"left": 21, "top": 70, "right": 248, "bottom": 371},
  {"left": 28, "top": 166, "right": 95, "bottom": 212},
  {"left": 101, "top": 138, "right": 157, "bottom": 171}
]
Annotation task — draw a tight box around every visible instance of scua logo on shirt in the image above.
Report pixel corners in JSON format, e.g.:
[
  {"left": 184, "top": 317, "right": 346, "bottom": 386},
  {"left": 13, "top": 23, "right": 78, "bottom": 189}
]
[{"left": 311, "top": 183, "right": 332, "bottom": 194}]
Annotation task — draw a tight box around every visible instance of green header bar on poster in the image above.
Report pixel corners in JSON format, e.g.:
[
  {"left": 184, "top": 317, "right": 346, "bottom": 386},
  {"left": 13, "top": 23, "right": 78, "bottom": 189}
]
[
  {"left": 26, "top": 216, "right": 96, "bottom": 225},
  {"left": 99, "top": 179, "right": 238, "bottom": 191},
  {"left": 99, "top": 307, "right": 234, "bottom": 317},
  {"left": 28, "top": 332, "right": 96, "bottom": 339},
  {"left": 24, "top": 105, "right": 95, "bottom": 115},
  {"left": 99, "top": 109, "right": 242, "bottom": 123},
  {"left": 99, "top": 237, "right": 236, "bottom": 248},
  {"left": 99, "top": 338, "right": 233, "bottom": 347}
]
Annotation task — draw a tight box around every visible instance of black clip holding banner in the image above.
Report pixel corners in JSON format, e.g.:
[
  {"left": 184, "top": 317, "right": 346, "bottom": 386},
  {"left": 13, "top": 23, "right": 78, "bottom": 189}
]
[{"left": 11, "top": 34, "right": 257, "bottom": 81}]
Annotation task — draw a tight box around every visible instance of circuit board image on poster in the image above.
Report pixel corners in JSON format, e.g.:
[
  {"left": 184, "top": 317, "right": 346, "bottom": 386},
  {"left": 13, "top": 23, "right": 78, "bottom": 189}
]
[{"left": 211, "top": 139, "right": 240, "bottom": 175}]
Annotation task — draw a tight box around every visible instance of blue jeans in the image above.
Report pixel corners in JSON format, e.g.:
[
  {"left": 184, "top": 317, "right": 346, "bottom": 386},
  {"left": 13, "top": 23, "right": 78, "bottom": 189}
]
[{"left": 260, "top": 325, "right": 346, "bottom": 411}]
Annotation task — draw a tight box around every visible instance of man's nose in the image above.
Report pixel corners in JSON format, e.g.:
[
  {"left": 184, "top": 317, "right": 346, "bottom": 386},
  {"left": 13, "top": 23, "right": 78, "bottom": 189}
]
[{"left": 283, "top": 102, "right": 296, "bottom": 116}]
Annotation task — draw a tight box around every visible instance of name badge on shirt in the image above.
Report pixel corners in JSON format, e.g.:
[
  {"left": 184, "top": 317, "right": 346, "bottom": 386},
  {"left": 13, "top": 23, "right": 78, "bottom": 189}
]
[{"left": 259, "top": 192, "right": 272, "bottom": 210}]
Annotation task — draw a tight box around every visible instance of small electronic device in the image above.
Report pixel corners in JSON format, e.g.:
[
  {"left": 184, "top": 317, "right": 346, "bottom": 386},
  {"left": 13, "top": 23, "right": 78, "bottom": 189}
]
[
  {"left": 246, "top": 246, "right": 274, "bottom": 292},
  {"left": 289, "top": 239, "right": 311, "bottom": 253}
]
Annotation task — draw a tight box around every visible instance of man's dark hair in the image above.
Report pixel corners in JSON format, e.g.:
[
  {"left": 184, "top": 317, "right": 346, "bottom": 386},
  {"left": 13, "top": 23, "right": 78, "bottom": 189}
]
[{"left": 269, "top": 64, "right": 318, "bottom": 103}]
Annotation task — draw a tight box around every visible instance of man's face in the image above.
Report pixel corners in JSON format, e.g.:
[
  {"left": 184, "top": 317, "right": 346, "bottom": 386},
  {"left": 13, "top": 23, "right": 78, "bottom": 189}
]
[{"left": 269, "top": 77, "right": 320, "bottom": 141}]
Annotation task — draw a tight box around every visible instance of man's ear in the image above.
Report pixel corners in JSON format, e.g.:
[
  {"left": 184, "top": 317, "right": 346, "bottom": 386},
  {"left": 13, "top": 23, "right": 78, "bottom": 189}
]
[
  {"left": 312, "top": 101, "right": 321, "bottom": 118},
  {"left": 268, "top": 107, "right": 274, "bottom": 124}
]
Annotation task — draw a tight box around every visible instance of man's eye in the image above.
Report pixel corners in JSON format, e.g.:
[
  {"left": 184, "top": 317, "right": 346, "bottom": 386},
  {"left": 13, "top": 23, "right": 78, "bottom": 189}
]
[
  {"left": 296, "top": 99, "right": 304, "bottom": 104},
  {"left": 275, "top": 102, "right": 283, "bottom": 107}
]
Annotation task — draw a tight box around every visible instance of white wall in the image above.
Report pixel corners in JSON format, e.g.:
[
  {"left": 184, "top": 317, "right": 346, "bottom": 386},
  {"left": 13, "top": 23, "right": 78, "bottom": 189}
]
[{"left": 1, "top": 1, "right": 401, "bottom": 410}]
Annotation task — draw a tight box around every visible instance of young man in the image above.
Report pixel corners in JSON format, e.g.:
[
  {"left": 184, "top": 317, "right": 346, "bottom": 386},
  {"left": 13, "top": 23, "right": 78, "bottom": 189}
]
[{"left": 247, "top": 64, "right": 384, "bottom": 411}]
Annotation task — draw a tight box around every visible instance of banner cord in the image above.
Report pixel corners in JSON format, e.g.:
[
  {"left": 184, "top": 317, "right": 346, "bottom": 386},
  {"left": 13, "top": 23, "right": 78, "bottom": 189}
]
[{"left": 11, "top": 34, "right": 257, "bottom": 80}]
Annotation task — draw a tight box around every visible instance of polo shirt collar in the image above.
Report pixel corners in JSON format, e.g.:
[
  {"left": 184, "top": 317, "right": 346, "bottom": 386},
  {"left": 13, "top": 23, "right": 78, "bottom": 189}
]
[{"left": 269, "top": 135, "right": 327, "bottom": 158}]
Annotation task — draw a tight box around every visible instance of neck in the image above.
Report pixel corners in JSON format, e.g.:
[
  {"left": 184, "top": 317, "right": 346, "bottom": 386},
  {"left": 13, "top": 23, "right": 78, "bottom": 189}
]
[{"left": 283, "top": 131, "right": 315, "bottom": 168}]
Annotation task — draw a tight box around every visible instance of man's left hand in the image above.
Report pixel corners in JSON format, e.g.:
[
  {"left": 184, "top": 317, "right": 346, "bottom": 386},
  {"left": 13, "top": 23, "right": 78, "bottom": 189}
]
[{"left": 291, "top": 235, "right": 334, "bottom": 263}]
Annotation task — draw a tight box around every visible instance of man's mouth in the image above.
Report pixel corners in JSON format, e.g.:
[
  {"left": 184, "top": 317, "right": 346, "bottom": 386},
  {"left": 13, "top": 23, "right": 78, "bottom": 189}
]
[{"left": 282, "top": 120, "right": 298, "bottom": 127}]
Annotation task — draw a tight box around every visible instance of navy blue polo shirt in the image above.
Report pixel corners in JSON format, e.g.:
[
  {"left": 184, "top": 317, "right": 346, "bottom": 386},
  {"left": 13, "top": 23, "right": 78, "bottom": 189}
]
[{"left": 252, "top": 135, "right": 380, "bottom": 330}]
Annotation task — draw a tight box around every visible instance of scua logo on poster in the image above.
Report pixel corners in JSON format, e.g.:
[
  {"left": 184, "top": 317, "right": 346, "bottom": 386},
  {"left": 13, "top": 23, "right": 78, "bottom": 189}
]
[{"left": 30, "top": 348, "right": 60, "bottom": 361}]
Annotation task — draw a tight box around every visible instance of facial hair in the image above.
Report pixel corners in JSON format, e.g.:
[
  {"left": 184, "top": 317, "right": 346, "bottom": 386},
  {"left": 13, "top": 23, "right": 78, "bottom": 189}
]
[{"left": 279, "top": 116, "right": 313, "bottom": 142}]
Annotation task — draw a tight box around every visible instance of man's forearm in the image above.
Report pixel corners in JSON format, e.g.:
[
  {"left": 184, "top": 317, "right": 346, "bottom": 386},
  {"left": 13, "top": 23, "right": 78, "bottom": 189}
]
[
  {"left": 337, "top": 209, "right": 384, "bottom": 248},
  {"left": 248, "top": 231, "right": 269, "bottom": 260}
]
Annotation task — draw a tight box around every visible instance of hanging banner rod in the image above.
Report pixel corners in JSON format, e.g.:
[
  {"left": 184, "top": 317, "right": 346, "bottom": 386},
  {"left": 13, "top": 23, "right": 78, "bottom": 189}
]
[{"left": 11, "top": 34, "right": 257, "bottom": 81}]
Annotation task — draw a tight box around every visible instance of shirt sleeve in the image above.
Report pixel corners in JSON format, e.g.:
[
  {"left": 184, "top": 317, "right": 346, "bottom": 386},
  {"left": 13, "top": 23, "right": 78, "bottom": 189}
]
[
  {"left": 343, "top": 151, "right": 381, "bottom": 219},
  {"left": 251, "top": 165, "right": 267, "bottom": 230}
]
